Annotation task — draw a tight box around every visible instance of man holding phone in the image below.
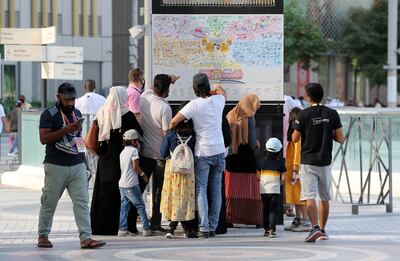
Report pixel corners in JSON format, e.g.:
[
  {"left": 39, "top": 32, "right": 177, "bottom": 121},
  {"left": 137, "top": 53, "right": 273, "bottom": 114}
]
[{"left": 37, "top": 82, "right": 105, "bottom": 249}]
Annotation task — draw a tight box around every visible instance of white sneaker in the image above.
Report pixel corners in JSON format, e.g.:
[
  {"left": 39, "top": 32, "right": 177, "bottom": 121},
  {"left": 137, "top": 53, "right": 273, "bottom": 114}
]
[
  {"left": 118, "top": 230, "right": 128, "bottom": 237},
  {"left": 284, "top": 218, "right": 300, "bottom": 231},
  {"left": 142, "top": 229, "right": 153, "bottom": 237},
  {"left": 118, "top": 230, "right": 137, "bottom": 237},
  {"left": 292, "top": 224, "right": 311, "bottom": 232},
  {"left": 292, "top": 220, "right": 311, "bottom": 232},
  {"left": 165, "top": 232, "right": 174, "bottom": 239}
]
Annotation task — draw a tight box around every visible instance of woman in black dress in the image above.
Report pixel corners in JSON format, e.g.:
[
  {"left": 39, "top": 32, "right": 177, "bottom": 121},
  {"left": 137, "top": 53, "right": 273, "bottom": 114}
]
[{"left": 90, "top": 86, "right": 143, "bottom": 235}]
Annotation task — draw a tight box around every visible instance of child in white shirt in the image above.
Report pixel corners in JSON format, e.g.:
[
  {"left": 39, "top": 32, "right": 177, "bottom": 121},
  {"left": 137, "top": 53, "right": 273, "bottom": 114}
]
[{"left": 118, "top": 129, "right": 152, "bottom": 237}]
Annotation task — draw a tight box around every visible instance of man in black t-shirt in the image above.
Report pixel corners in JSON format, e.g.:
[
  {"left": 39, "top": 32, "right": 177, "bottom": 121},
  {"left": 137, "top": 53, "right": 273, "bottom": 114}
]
[
  {"left": 37, "top": 82, "right": 105, "bottom": 249},
  {"left": 292, "top": 83, "right": 344, "bottom": 243}
]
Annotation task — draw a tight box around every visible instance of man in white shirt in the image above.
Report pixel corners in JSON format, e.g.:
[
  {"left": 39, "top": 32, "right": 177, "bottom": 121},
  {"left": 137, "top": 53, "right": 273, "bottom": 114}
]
[
  {"left": 140, "top": 74, "right": 179, "bottom": 233},
  {"left": 0, "top": 103, "right": 10, "bottom": 133},
  {"left": 75, "top": 80, "right": 106, "bottom": 183},
  {"left": 169, "top": 73, "right": 226, "bottom": 238},
  {"left": 75, "top": 80, "right": 106, "bottom": 122}
]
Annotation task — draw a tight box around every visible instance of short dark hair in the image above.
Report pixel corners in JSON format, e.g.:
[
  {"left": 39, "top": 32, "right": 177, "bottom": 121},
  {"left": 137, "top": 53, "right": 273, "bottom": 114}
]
[
  {"left": 193, "top": 83, "right": 211, "bottom": 98},
  {"left": 193, "top": 73, "right": 211, "bottom": 98},
  {"left": 153, "top": 74, "right": 171, "bottom": 96},
  {"left": 289, "top": 107, "right": 302, "bottom": 125},
  {"left": 57, "top": 82, "right": 77, "bottom": 99},
  {"left": 305, "top": 83, "right": 324, "bottom": 103},
  {"left": 85, "top": 79, "right": 96, "bottom": 91},
  {"left": 173, "top": 101, "right": 195, "bottom": 137},
  {"left": 128, "top": 68, "right": 143, "bottom": 83},
  {"left": 123, "top": 139, "right": 135, "bottom": 146},
  {"left": 18, "top": 95, "right": 25, "bottom": 103},
  {"left": 266, "top": 151, "right": 280, "bottom": 160}
]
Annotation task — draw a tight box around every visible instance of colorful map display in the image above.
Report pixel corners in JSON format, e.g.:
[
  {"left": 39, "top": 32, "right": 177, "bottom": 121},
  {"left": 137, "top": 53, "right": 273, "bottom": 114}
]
[{"left": 152, "top": 14, "right": 283, "bottom": 101}]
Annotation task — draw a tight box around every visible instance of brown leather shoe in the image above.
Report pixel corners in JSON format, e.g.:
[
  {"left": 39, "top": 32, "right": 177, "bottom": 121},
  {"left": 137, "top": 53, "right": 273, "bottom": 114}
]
[{"left": 37, "top": 236, "right": 53, "bottom": 248}]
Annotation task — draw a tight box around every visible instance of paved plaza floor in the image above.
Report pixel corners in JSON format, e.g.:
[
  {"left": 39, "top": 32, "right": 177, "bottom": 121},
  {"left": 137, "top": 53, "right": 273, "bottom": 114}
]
[{"left": 0, "top": 184, "right": 399, "bottom": 261}]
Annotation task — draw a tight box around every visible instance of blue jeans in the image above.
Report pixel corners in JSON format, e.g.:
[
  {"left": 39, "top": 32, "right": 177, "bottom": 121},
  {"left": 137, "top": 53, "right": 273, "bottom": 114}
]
[
  {"left": 195, "top": 153, "right": 226, "bottom": 232},
  {"left": 119, "top": 186, "right": 150, "bottom": 231},
  {"left": 9, "top": 134, "right": 18, "bottom": 154}
]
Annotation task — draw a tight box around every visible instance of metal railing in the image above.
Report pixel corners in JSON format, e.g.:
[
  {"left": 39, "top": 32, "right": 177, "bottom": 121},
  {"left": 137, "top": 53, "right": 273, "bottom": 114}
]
[{"left": 332, "top": 108, "right": 399, "bottom": 214}]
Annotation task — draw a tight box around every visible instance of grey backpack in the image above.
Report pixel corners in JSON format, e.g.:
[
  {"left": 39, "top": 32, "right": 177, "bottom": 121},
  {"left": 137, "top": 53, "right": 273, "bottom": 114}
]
[{"left": 170, "top": 134, "right": 194, "bottom": 175}]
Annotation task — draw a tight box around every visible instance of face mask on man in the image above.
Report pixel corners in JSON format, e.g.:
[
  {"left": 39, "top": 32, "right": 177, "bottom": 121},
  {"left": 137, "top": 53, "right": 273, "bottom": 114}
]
[{"left": 140, "top": 78, "right": 145, "bottom": 91}]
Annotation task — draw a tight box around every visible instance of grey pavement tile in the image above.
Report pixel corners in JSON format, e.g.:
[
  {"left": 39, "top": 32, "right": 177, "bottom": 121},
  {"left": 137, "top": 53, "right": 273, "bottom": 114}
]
[{"left": 0, "top": 185, "right": 400, "bottom": 260}]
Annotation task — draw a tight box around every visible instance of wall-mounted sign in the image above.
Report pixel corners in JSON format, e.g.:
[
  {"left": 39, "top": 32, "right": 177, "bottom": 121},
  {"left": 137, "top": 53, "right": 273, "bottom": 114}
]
[
  {"left": 46, "top": 46, "right": 84, "bottom": 63},
  {"left": 41, "top": 63, "right": 83, "bottom": 80},
  {"left": 0, "top": 27, "right": 56, "bottom": 45},
  {"left": 41, "top": 26, "right": 56, "bottom": 45},
  {"left": 4, "top": 45, "right": 45, "bottom": 61}
]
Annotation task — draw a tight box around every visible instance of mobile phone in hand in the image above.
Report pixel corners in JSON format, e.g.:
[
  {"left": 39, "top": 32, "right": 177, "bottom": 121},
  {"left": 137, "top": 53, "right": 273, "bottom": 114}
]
[{"left": 77, "top": 118, "right": 85, "bottom": 125}]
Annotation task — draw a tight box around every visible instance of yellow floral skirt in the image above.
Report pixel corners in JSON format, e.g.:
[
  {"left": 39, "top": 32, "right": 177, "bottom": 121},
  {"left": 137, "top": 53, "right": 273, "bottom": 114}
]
[
  {"left": 160, "top": 160, "right": 195, "bottom": 221},
  {"left": 284, "top": 167, "right": 304, "bottom": 205}
]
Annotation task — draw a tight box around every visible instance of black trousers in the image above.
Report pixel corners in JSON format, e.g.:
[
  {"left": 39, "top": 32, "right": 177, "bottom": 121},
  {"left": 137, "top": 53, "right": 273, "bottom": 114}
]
[
  {"left": 261, "top": 193, "right": 279, "bottom": 232},
  {"left": 140, "top": 156, "right": 166, "bottom": 229},
  {"left": 168, "top": 219, "right": 198, "bottom": 233}
]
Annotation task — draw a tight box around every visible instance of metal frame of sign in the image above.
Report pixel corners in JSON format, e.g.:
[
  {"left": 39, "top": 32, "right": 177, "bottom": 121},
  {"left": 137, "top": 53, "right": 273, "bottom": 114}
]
[{"left": 152, "top": 0, "right": 283, "bottom": 14}]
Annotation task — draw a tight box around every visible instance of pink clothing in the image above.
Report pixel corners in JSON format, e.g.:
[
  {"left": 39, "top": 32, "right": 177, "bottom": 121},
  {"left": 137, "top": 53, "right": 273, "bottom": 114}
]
[
  {"left": 283, "top": 95, "right": 299, "bottom": 157},
  {"left": 127, "top": 83, "right": 142, "bottom": 114}
]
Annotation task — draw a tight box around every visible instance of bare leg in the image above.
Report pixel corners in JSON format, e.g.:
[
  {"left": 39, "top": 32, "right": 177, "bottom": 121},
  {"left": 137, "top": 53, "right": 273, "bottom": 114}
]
[
  {"left": 319, "top": 200, "right": 329, "bottom": 230},
  {"left": 306, "top": 199, "right": 318, "bottom": 227},
  {"left": 299, "top": 204, "right": 309, "bottom": 221},
  {"left": 294, "top": 204, "right": 302, "bottom": 218}
]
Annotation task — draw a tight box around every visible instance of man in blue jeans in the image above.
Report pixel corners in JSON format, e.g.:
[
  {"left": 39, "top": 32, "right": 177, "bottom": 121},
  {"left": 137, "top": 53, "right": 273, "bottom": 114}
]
[{"left": 169, "top": 73, "right": 226, "bottom": 238}]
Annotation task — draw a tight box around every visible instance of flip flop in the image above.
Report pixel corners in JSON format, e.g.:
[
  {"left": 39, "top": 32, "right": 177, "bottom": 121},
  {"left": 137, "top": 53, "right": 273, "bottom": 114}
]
[
  {"left": 80, "top": 239, "right": 106, "bottom": 249},
  {"left": 37, "top": 237, "right": 53, "bottom": 248}
]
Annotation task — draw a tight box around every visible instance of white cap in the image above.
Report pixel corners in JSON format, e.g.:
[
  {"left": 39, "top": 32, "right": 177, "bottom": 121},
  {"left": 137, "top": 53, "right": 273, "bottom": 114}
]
[
  {"left": 265, "top": 137, "right": 282, "bottom": 153},
  {"left": 123, "top": 129, "right": 142, "bottom": 141}
]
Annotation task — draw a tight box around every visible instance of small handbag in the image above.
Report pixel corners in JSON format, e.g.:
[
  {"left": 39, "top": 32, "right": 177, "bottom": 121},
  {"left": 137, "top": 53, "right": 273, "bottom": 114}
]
[{"left": 85, "top": 120, "right": 99, "bottom": 155}]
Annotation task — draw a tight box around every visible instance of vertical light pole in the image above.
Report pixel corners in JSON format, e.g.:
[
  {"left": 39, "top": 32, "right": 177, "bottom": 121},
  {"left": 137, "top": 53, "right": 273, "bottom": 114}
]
[
  {"left": 144, "top": 0, "right": 152, "bottom": 88},
  {"left": 387, "top": 0, "right": 398, "bottom": 108}
]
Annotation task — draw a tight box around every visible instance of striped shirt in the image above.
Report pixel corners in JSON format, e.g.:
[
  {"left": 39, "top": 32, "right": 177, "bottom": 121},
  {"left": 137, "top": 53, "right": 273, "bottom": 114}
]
[{"left": 257, "top": 158, "right": 286, "bottom": 194}]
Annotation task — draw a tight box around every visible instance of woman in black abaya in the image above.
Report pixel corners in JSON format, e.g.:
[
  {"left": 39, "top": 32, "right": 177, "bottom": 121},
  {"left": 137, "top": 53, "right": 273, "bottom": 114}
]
[{"left": 90, "top": 86, "right": 143, "bottom": 235}]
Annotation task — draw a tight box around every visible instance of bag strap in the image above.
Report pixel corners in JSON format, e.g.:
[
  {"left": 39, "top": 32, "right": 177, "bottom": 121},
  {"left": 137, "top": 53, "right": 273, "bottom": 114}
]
[
  {"left": 177, "top": 134, "right": 192, "bottom": 145},
  {"left": 177, "top": 133, "right": 184, "bottom": 144},
  {"left": 184, "top": 135, "right": 192, "bottom": 145}
]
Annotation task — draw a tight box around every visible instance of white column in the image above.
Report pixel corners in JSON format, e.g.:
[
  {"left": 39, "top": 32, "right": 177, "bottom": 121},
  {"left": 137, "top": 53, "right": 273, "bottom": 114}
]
[
  {"left": 144, "top": 0, "right": 152, "bottom": 87},
  {"left": 387, "top": 0, "right": 398, "bottom": 107}
]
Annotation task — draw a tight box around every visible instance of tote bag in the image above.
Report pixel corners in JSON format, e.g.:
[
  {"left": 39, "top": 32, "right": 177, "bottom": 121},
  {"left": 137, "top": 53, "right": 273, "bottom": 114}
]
[{"left": 85, "top": 120, "right": 99, "bottom": 155}]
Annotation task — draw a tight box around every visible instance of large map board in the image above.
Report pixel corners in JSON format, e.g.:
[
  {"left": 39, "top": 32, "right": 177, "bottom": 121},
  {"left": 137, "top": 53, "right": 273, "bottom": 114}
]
[{"left": 152, "top": 14, "right": 283, "bottom": 101}]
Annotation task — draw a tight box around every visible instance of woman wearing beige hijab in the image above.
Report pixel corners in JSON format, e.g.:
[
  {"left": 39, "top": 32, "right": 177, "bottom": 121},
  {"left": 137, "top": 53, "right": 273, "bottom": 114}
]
[
  {"left": 90, "top": 86, "right": 143, "bottom": 235},
  {"left": 225, "top": 93, "right": 263, "bottom": 227}
]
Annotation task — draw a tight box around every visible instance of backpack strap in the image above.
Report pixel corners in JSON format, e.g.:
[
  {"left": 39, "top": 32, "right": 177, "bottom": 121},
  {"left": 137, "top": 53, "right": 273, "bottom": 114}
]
[
  {"left": 177, "top": 134, "right": 192, "bottom": 145},
  {"left": 184, "top": 135, "right": 192, "bottom": 144},
  {"left": 177, "top": 134, "right": 192, "bottom": 144},
  {"left": 176, "top": 134, "right": 184, "bottom": 144}
]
